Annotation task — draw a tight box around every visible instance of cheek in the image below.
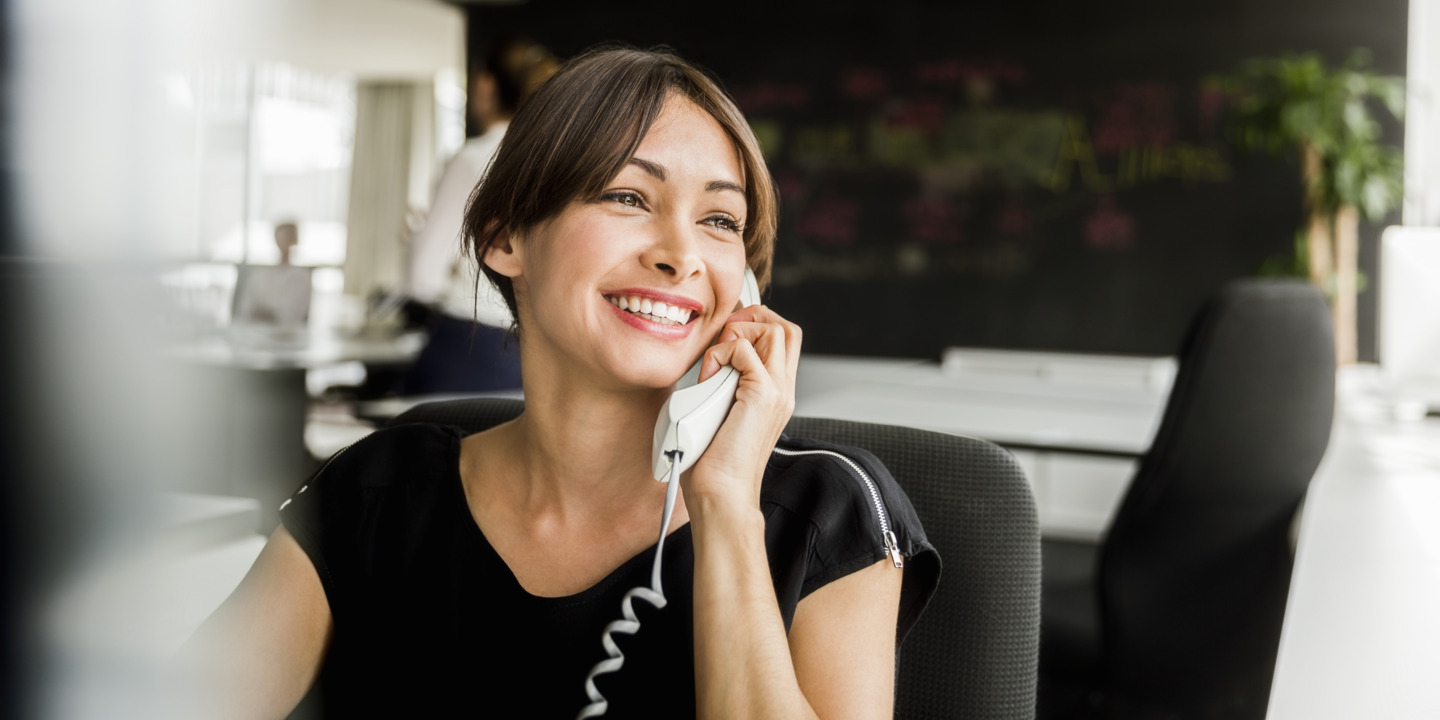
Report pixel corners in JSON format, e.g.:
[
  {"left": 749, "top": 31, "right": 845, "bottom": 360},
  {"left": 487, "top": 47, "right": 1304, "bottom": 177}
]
[{"left": 715, "top": 249, "right": 751, "bottom": 311}]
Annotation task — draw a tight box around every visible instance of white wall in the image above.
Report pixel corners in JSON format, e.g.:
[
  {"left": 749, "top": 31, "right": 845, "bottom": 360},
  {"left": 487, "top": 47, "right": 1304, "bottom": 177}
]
[
  {"left": 181, "top": 0, "right": 466, "bottom": 81},
  {"left": 1407, "top": 0, "right": 1440, "bottom": 225}
]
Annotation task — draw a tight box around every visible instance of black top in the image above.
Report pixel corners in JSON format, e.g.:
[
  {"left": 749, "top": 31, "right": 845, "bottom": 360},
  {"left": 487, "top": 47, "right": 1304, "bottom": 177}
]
[{"left": 280, "top": 423, "right": 940, "bottom": 718}]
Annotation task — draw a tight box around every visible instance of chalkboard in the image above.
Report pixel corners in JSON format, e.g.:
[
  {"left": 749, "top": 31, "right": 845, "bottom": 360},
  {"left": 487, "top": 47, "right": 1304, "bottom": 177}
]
[{"left": 467, "top": 0, "right": 1407, "bottom": 360}]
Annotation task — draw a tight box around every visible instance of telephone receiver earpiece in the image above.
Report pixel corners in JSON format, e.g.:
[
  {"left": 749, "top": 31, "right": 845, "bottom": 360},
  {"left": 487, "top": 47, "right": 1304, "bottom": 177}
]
[{"left": 651, "top": 268, "right": 762, "bottom": 481}]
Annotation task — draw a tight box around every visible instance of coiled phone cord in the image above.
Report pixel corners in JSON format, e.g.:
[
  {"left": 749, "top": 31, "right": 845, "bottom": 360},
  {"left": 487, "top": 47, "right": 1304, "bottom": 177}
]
[{"left": 574, "top": 450, "right": 684, "bottom": 720}]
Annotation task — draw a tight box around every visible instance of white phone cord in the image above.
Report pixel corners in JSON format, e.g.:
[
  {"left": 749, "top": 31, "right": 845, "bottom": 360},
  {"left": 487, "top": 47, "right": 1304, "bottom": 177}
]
[{"left": 574, "top": 450, "right": 684, "bottom": 720}]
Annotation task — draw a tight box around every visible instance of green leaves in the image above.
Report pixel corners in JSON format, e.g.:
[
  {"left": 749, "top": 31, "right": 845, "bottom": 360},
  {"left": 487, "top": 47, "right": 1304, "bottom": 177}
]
[{"left": 1207, "top": 50, "right": 1404, "bottom": 220}]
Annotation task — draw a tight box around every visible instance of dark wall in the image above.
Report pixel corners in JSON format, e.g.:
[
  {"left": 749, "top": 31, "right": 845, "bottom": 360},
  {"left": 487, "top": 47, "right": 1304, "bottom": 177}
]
[{"left": 466, "top": 0, "right": 1407, "bottom": 360}]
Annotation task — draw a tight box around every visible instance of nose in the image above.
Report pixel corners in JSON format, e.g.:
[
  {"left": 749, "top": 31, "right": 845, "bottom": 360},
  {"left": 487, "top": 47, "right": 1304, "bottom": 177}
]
[{"left": 641, "top": 215, "right": 704, "bottom": 280}]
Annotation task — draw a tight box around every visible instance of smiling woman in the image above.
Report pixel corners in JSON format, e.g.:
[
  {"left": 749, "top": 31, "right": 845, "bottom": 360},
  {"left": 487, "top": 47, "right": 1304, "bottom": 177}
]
[{"left": 182, "top": 47, "right": 939, "bottom": 720}]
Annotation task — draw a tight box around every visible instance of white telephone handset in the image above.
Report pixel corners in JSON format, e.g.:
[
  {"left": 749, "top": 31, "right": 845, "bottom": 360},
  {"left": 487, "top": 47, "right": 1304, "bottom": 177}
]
[{"left": 650, "top": 268, "right": 762, "bottom": 481}]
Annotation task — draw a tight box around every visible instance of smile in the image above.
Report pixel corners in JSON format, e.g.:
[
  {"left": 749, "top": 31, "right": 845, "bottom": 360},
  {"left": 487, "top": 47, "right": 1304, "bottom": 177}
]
[{"left": 605, "top": 294, "right": 696, "bottom": 326}]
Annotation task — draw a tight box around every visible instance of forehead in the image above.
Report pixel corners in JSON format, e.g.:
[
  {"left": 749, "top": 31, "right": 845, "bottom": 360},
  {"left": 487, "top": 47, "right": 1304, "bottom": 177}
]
[{"left": 632, "top": 95, "right": 745, "bottom": 186}]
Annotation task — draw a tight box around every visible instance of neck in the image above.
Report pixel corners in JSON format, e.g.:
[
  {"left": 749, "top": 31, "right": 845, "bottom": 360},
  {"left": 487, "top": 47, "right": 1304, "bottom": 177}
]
[{"left": 494, "top": 358, "right": 674, "bottom": 517}]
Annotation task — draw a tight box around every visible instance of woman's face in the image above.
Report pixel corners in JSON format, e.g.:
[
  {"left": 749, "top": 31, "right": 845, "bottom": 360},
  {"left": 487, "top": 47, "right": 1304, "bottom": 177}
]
[{"left": 486, "top": 94, "right": 750, "bottom": 391}]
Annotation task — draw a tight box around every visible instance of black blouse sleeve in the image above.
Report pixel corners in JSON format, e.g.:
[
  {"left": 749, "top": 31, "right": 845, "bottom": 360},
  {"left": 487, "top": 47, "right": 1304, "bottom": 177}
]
[
  {"left": 759, "top": 435, "right": 942, "bottom": 647},
  {"left": 277, "top": 423, "right": 465, "bottom": 615}
]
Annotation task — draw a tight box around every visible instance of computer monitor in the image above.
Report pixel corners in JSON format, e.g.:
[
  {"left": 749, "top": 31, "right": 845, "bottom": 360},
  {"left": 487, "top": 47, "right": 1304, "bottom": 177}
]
[
  {"left": 1379, "top": 226, "right": 1440, "bottom": 413},
  {"left": 229, "top": 263, "right": 313, "bottom": 347}
]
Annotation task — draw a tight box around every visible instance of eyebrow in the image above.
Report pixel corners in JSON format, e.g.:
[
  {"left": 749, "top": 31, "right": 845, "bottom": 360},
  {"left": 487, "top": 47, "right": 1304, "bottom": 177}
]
[
  {"left": 706, "top": 180, "right": 746, "bottom": 195},
  {"left": 628, "top": 158, "right": 666, "bottom": 181},
  {"left": 627, "top": 158, "right": 745, "bottom": 195}
]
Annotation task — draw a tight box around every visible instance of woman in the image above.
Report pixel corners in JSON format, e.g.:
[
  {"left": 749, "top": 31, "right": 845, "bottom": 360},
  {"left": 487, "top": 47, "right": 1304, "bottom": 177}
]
[{"left": 188, "top": 47, "right": 938, "bottom": 719}]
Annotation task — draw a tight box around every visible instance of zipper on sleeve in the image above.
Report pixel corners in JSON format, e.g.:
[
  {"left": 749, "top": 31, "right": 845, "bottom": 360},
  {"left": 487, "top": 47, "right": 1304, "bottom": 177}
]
[
  {"left": 278, "top": 438, "right": 360, "bottom": 511},
  {"left": 771, "top": 446, "right": 905, "bottom": 569}
]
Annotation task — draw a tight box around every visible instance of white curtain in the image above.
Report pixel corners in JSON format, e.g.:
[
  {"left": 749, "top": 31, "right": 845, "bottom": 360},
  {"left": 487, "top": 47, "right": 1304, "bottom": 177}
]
[{"left": 345, "top": 80, "right": 435, "bottom": 298}]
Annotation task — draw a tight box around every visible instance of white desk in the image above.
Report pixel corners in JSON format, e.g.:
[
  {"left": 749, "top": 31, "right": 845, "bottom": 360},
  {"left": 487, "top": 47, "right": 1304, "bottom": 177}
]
[
  {"left": 794, "top": 352, "right": 1174, "bottom": 539},
  {"left": 167, "top": 329, "right": 425, "bottom": 370},
  {"left": 1267, "top": 367, "right": 1440, "bottom": 720},
  {"left": 796, "top": 351, "right": 1173, "bottom": 456},
  {"left": 165, "top": 330, "right": 424, "bottom": 528}
]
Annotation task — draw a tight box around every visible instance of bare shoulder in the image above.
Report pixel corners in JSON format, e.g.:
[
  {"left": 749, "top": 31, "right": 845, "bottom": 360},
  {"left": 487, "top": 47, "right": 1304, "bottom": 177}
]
[{"left": 179, "top": 525, "right": 332, "bottom": 720}]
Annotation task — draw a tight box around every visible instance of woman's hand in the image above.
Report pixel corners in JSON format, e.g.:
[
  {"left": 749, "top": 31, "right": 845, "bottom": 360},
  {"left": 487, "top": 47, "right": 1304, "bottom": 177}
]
[{"left": 685, "top": 303, "right": 802, "bottom": 507}]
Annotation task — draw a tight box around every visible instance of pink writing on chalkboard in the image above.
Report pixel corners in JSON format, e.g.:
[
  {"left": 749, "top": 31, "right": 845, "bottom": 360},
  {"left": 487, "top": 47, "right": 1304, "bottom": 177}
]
[
  {"left": 797, "top": 196, "right": 861, "bottom": 247},
  {"left": 775, "top": 171, "right": 808, "bottom": 205},
  {"left": 885, "top": 99, "right": 945, "bottom": 135},
  {"left": 914, "top": 59, "right": 1028, "bottom": 86},
  {"left": 1084, "top": 195, "right": 1135, "bottom": 250},
  {"left": 842, "top": 68, "right": 889, "bottom": 102},
  {"left": 1092, "top": 82, "right": 1177, "bottom": 154},
  {"left": 996, "top": 196, "right": 1033, "bottom": 236},
  {"left": 1196, "top": 85, "right": 1227, "bottom": 140},
  {"left": 732, "top": 83, "right": 810, "bottom": 113},
  {"left": 904, "top": 196, "right": 964, "bottom": 246}
]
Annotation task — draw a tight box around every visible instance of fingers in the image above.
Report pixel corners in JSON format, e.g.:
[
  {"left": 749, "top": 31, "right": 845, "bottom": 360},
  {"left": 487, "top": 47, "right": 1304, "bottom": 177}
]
[
  {"left": 698, "top": 305, "right": 802, "bottom": 383},
  {"left": 720, "top": 305, "right": 802, "bottom": 371}
]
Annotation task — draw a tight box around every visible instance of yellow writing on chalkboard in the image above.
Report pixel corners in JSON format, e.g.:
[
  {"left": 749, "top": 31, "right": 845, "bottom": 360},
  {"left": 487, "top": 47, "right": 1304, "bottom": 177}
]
[
  {"left": 793, "top": 125, "right": 854, "bottom": 164},
  {"left": 1115, "top": 143, "right": 1231, "bottom": 187},
  {"left": 749, "top": 120, "right": 784, "bottom": 160},
  {"left": 869, "top": 120, "right": 932, "bottom": 167},
  {"left": 941, "top": 109, "right": 1065, "bottom": 187},
  {"left": 1045, "top": 115, "right": 1113, "bottom": 193},
  {"left": 1046, "top": 115, "right": 1232, "bottom": 192}
]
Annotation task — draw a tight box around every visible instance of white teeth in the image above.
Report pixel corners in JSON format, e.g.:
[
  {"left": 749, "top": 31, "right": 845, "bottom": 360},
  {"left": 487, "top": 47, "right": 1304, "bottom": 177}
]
[{"left": 607, "top": 294, "right": 695, "bottom": 326}]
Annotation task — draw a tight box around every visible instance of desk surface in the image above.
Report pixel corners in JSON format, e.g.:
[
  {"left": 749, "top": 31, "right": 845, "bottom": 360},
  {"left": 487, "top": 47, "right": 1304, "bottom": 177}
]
[
  {"left": 1267, "top": 367, "right": 1440, "bottom": 720},
  {"left": 166, "top": 329, "right": 425, "bottom": 370},
  {"left": 794, "top": 354, "right": 1172, "bottom": 456}
]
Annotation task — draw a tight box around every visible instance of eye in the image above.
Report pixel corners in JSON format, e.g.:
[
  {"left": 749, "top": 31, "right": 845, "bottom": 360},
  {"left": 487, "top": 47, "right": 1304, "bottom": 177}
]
[
  {"left": 599, "top": 190, "right": 647, "bottom": 209},
  {"left": 702, "top": 215, "right": 745, "bottom": 234}
]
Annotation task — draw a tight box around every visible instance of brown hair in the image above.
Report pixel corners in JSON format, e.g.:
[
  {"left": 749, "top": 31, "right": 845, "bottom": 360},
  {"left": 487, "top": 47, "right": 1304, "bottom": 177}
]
[{"left": 463, "top": 46, "right": 777, "bottom": 328}]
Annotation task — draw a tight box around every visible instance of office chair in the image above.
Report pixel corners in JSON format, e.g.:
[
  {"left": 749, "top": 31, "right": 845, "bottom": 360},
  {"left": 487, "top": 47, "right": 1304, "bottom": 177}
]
[
  {"left": 1039, "top": 279, "right": 1336, "bottom": 720},
  {"left": 392, "top": 399, "right": 1042, "bottom": 720}
]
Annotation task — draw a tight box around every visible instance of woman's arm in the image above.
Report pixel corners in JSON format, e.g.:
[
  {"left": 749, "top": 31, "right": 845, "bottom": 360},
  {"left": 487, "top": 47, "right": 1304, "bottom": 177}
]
[
  {"left": 690, "top": 509, "right": 904, "bottom": 719},
  {"left": 178, "top": 525, "right": 332, "bottom": 720},
  {"left": 789, "top": 559, "right": 904, "bottom": 719},
  {"left": 686, "top": 306, "right": 904, "bottom": 719}
]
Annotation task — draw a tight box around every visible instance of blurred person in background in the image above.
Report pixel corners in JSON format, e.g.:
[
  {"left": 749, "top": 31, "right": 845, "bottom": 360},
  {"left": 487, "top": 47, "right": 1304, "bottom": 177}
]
[
  {"left": 232, "top": 221, "right": 312, "bottom": 332},
  {"left": 401, "top": 35, "right": 558, "bottom": 395}
]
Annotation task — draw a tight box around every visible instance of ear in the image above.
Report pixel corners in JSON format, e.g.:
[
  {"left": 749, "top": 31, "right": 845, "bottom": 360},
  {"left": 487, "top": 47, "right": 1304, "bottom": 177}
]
[{"left": 481, "top": 227, "right": 523, "bottom": 279}]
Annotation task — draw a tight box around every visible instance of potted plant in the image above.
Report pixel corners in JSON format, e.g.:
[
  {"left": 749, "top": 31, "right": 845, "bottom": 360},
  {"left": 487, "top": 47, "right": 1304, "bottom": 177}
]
[{"left": 1209, "top": 51, "right": 1404, "bottom": 364}]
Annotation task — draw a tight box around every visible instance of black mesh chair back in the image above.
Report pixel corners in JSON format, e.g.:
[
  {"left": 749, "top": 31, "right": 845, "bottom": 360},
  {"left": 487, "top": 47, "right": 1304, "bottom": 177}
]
[
  {"left": 391, "top": 400, "right": 1041, "bottom": 720},
  {"left": 1099, "top": 279, "right": 1335, "bottom": 714}
]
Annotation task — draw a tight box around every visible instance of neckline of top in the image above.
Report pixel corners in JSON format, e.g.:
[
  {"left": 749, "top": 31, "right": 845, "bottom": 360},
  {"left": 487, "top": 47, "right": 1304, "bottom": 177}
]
[{"left": 440, "top": 423, "right": 692, "bottom": 606}]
